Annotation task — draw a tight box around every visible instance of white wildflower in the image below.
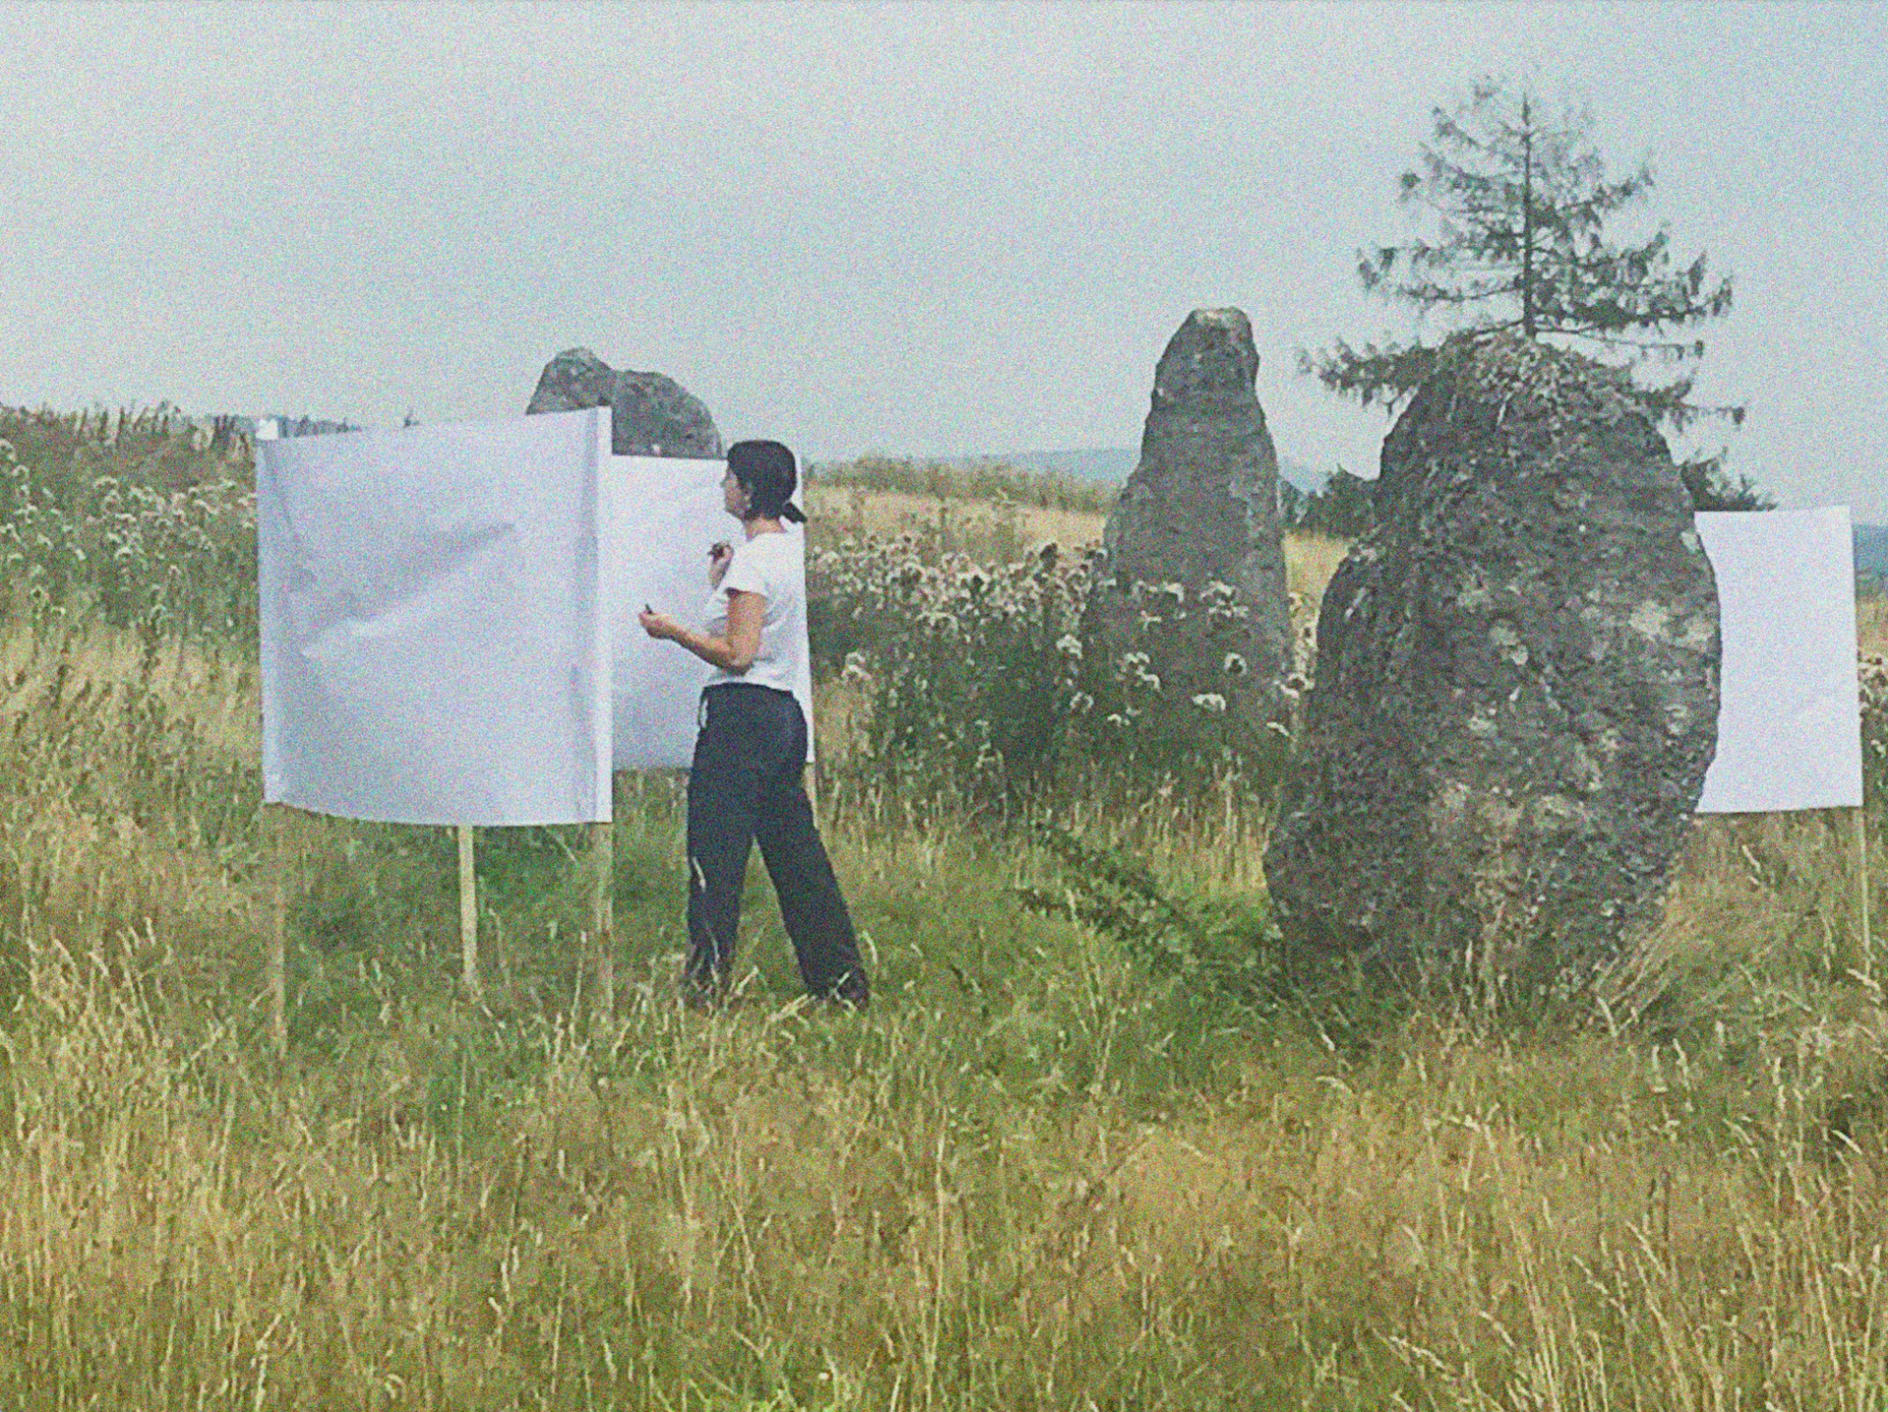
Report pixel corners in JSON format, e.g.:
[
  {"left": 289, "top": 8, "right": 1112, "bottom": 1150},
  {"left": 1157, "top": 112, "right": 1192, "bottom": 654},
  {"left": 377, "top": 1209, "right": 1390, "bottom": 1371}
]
[{"left": 1191, "top": 692, "right": 1227, "bottom": 715}]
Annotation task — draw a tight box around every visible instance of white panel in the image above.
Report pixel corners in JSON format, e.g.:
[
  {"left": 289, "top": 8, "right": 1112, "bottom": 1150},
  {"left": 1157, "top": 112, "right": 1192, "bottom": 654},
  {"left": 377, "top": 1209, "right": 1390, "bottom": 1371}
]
[
  {"left": 259, "top": 410, "right": 612, "bottom": 825},
  {"left": 603, "top": 456, "right": 816, "bottom": 768},
  {"left": 1696, "top": 507, "right": 1863, "bottom": 813},
  {"left": 605, "top": 457, "right": 722, "bottom": 769}
]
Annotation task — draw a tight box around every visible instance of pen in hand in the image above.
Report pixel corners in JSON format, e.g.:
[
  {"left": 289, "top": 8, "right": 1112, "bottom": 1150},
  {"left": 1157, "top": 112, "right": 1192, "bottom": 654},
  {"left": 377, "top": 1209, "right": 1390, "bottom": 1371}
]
[{"left": 638, "top": 602, "right": 676, "bottom": 641}]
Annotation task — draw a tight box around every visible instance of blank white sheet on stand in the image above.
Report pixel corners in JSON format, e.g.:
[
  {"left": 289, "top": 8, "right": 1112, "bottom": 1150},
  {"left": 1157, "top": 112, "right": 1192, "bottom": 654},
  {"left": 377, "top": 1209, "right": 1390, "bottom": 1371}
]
[
  {"left": 259, "top": 409, "right": 613, "bottom": 825},
  {"left": 259, "top": 419, "right": 817, "bottom": 825},
  {"left": 1696, "top": 507, "right": 1863, "bottom": 814}
]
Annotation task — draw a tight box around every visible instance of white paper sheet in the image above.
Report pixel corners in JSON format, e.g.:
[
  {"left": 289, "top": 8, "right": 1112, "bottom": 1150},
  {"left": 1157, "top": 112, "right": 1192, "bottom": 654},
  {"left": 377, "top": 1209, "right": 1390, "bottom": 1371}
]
[
  {"left": 602, "top": 456, "right": 815, "bottom": 769},
  {"left": 1696, "top": 507, "right": 1863, "bottom": 813},
  {"left": 259, "top": 410, "right": 613, "bottom": 825},
  {"left": 604, "top": 457, "right": 721, "bottom": 769}
]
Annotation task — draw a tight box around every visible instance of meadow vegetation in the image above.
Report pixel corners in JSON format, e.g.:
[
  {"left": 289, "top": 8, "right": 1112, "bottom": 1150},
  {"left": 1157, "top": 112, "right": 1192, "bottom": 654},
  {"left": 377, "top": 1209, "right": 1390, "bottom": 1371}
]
[{"left": 4, "top": 407, "right": 1888, "bottom": 1408}]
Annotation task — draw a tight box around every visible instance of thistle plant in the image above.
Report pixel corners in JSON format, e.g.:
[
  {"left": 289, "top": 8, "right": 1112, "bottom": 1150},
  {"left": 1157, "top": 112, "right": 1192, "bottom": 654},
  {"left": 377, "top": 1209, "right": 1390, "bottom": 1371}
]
[{"left": 808, "top": 537, "right": 1295, "bottom": 815}]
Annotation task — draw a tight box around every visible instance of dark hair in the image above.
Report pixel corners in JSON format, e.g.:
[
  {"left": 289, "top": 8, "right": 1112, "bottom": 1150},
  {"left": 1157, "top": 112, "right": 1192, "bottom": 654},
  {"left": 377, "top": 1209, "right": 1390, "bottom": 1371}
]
[{"left": 726, "top": 439, "right": 806, "bottom": 524}]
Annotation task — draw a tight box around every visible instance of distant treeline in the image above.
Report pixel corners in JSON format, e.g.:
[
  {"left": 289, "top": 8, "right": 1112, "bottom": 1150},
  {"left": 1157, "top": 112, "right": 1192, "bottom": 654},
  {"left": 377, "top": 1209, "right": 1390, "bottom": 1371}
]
[
  {"left": 806, "top": 455, "right": 1115, "bottom": 514},
  {"left": 808, "top": 452, "right": 1390, "bottom": 536},
  {"left": 1273, "top": 457, "right": 1776, "bottom": 537}
]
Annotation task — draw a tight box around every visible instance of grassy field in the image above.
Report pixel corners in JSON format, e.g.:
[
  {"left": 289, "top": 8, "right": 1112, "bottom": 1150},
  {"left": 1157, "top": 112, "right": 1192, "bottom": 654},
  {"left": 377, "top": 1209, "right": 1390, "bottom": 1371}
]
[
  {"left": 5, "top": 415, "right": 1888, "bottom": 1408},
  {"left": 804, "top": 483, "right": 1107, "bottom": 566}
]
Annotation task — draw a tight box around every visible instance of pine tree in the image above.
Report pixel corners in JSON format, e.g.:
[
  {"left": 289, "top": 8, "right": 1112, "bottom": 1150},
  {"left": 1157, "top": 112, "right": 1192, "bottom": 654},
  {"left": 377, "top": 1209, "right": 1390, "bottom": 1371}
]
[{"left": 1308, "top": 80, "right": 1764, "bottom": 507}]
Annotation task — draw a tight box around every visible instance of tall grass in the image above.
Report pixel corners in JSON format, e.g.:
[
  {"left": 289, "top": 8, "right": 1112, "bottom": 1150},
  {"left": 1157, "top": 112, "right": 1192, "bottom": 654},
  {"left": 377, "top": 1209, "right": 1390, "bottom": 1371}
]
[
  {"left": 6, "top": 643, "right": 1888, "bottom": 1409},
  {"left": 5, "top": 409, "right": 1888, "bottom": 1407}
]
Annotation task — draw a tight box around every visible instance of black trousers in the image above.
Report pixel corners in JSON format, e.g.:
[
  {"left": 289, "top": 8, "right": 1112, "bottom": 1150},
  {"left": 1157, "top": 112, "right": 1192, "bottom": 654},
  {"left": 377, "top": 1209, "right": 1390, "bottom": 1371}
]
[{"left": 685, "top": 684, "right": 868, "bottom": 1004}]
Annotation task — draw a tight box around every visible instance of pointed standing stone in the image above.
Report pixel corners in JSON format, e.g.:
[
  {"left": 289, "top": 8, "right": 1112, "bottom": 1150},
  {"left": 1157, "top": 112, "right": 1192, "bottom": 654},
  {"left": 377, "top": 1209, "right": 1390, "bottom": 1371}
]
[{"left": 1080, "top": 308, "right": 1294, "bottom": 747}]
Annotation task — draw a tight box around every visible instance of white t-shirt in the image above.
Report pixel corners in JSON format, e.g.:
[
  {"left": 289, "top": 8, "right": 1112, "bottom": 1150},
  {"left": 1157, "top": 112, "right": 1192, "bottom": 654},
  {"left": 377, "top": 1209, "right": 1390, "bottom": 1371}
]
[{"left": 702, "top": 529, "right": 807, "bottom": 696}]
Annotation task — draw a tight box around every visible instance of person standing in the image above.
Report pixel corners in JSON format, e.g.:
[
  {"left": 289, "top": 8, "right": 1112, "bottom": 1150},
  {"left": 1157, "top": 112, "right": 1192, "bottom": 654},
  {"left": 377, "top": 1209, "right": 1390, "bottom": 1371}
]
[{"left": 638, "top": 440, "right": 869, "bottom": 1008}]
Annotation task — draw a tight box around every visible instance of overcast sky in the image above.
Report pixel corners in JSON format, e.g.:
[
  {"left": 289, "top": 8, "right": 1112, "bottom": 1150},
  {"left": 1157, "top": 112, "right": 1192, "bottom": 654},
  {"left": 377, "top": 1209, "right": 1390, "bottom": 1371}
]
[{"left": 3, "top": 2, "right": 1884, "bottom": 512}]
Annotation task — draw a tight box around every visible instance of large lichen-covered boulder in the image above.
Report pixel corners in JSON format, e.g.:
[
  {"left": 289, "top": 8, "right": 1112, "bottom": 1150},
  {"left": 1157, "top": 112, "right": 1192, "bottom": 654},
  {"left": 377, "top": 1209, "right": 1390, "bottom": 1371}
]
[
  {"left": 527, "top": 347, "right": 723, "bottom": 458},
  {"left": 1264, "top": 331, "right": 1720, "bottom": 988},
  {"left": 1080, "top": 308, "right": 1293, "bottom": 745}
]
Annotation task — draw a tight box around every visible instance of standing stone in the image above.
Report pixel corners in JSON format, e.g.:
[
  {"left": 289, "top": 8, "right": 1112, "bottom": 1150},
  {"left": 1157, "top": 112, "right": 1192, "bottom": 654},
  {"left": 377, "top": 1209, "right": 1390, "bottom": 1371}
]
[
  {"left": 1264, "top": 330, "right": 1720, "bottom": 988},
  {"left": 527, "top": 347, "right": 723, "bottom": 458},
  {"left": 1081, "top": 308, "right": 1293, "bottom": 745}
]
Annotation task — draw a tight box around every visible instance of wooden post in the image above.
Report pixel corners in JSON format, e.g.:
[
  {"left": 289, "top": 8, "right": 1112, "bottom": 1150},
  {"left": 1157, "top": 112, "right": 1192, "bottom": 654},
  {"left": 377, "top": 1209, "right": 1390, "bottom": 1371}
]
[
  {"left": 458, "top": 824, "right": 482, "bottom": 1000},
  {"left": 268, "top": 816, "right": 289, "bottom": 1058},
  {"left": 591, "top": 820, "right": 615, "bottom": 1019},
  {"left": 1859, "top": 807, "right": 1874, "bottom": 984},
  {"left": 262, "top": 804, "right": 302, "bottom": 1057}
]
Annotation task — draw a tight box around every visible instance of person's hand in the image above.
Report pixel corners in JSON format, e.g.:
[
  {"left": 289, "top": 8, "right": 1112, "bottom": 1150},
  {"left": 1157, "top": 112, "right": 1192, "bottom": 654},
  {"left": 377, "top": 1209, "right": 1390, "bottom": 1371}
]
[
  {"left": 639, "top": 607, "right": 682, "bottom": 642},
  {"left": 708, "top": 541, "right": 733, "bottom": 587}
]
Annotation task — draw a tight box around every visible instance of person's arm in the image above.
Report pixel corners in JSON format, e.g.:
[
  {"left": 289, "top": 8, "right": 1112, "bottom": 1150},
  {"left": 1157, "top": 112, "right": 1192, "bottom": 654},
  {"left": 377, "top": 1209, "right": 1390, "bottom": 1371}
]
[{"left": 640, "top": 590, "right": 764, "bottom": 672}]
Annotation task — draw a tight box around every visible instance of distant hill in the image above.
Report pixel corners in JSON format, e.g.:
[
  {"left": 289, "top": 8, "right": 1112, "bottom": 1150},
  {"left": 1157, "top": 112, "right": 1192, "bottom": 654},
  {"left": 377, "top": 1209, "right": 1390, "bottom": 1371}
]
[
  {"left": 977, "top": 446, "right": 1327, "bottom": 493},
  {"left": 988, "top": 447, "right": 1136, "bottom": 483}
]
